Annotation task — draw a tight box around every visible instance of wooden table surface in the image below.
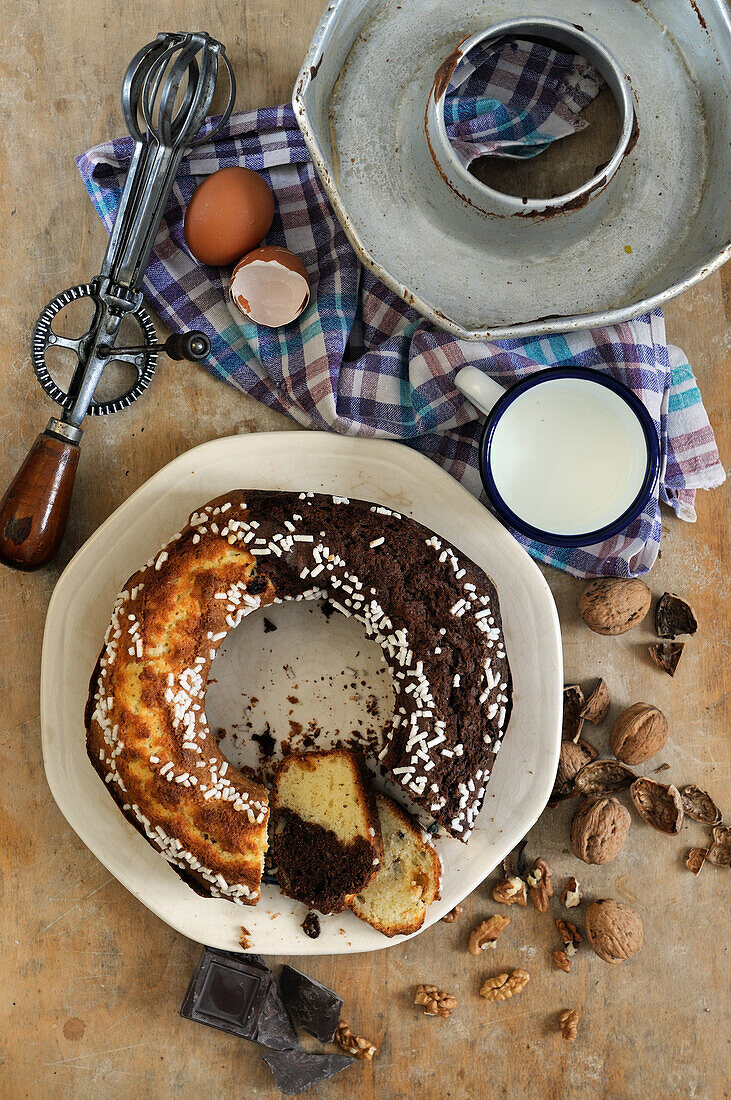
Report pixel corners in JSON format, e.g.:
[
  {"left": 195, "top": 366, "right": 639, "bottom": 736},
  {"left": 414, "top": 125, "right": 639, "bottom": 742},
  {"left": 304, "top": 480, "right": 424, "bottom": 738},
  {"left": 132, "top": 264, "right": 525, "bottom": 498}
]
[{"left": 1, "top": 3, "right": 728, "bottom": 1097}]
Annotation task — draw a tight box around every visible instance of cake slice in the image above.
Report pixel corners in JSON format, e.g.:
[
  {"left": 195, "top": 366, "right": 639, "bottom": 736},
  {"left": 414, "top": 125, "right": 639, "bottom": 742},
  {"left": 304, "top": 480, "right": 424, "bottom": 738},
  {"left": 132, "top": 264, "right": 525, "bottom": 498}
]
[
  {"left": 350, "top": 793, "right": 442, "bottom": 937},
  {"left": 269, "top": 750, "right": 383, "bottom": 914}
]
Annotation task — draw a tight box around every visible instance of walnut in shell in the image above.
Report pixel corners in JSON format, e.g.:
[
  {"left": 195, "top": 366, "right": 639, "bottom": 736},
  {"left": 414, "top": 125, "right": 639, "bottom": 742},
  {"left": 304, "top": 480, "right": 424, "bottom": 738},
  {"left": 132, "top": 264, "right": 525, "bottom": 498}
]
[
  {"left": 574, "top": 759, "right": 636, "bottom": 797},
  {"left": 580, "top": 678, "right": 610, "bottom": 724},
  {"left": 578, "top": 578, "right": 651, "bottom": 635},
  {"left": 707, "top": 826, "right": 731, "bottom": 868},
  {"left": 610, "top": 703, "right": 669, "bottom": 765},
  {"left": 630, "top": 777, "right": 684, "bottom": 835},
  {"left": 655, "top": 592, "right": 698, "bottom": 639},
  {"left": 649, "top": 641, "right": 684, "bottom": 677},
  {"left": 680, "top": 785, "right": 722, "bottom": 826},
  {"left": 585, "top": 899, "right": 643, "bottom": 963},
  {"left": 570, "top": 797, "right": 631, "bottom": 864}
]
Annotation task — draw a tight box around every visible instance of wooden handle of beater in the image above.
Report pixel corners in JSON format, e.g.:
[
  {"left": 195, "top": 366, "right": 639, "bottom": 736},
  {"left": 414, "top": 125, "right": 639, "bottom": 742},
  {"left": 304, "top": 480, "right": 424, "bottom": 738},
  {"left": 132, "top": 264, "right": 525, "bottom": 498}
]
[{"left": 0, "top": 425, "right": 80, "bottom": 571}]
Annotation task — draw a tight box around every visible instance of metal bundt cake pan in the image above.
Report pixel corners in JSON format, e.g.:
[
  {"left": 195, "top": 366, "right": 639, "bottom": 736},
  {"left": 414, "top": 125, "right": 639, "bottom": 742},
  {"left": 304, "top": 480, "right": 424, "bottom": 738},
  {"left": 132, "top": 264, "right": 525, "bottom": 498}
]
[{"left": 293, "top": 0, "right": 731, "bottom": 340}]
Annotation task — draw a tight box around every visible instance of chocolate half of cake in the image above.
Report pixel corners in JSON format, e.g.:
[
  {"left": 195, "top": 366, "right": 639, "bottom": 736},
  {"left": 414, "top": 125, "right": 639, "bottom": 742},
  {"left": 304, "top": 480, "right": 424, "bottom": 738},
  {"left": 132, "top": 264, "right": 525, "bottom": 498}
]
[{"left": 270, "top": 750, "right": 383, "bottom": 913}]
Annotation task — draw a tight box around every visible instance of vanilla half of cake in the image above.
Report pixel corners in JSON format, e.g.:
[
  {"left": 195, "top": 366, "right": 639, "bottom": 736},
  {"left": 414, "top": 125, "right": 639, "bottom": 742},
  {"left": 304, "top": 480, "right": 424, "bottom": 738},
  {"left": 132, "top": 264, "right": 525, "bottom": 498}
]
[
  {"left": 270, "top": 750, "right": 384, "bottom": 914},
  {"left": 350, "top": 792, "right": 442, "bottom": 937}
]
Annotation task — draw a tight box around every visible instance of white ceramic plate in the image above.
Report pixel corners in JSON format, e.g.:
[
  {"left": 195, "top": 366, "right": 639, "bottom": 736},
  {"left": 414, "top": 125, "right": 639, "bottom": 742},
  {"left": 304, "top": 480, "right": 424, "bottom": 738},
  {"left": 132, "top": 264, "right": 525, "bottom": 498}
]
[{"left": 41, "top": 433, "right": 562, "bottom": 955}]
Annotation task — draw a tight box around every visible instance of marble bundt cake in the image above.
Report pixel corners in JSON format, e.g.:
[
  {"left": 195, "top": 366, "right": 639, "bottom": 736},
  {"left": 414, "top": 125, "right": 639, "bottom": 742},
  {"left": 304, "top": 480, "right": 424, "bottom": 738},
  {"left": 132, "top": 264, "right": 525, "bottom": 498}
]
[{"left": 85, "top": 489, "right": 512, "bottom": 904}]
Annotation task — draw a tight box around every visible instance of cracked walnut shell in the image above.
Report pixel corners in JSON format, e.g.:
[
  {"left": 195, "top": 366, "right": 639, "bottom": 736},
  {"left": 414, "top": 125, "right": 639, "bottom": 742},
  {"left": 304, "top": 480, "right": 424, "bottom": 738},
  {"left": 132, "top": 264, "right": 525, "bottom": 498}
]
[
  {"left": 681, "top": 786, "right": 722, "bottom": 826},
  {"left": 571, "top": 797, "right": 631, "bottom": 864},
  {"left": 684, "top": 847, "right": 708, "bottom": 875},
  {"left": 707, "top": 826, "right": 731, "bottom": 868},
  {"left": 585, "top": 899, "right": 643, "bottom": 964},
  {"left": 468, "top": 915, "right": 510, "bottom": 955},
  {"left": 630, "top": 778, "right": 684, "bottom": 835},
  {"left": 580, "top": 679, "right": 610, "bottom": 724},
  {"left": 579, "top": 578, "right": 651, "bottom": 635},
  {"left": 480, "top": 970, "right": 530, "bottom": 1002},
  {"left": 610, "top": 703, "right": 669, "bottom": 765}
]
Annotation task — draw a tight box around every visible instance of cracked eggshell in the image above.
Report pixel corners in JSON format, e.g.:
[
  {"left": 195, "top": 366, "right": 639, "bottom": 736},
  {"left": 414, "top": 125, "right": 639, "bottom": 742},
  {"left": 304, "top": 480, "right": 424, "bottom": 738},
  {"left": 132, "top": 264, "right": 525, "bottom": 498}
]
[{"left": 229, "top": 246, "right": 311, "bottom": 328}]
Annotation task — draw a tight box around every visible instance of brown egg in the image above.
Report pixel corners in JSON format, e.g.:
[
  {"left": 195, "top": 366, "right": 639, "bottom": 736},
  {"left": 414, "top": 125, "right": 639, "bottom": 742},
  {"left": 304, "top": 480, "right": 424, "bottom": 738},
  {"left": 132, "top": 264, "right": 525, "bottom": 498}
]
[
  {"left": 183, "top": 167, "right": 275, "bottom": 267},
  {"left": 229, "top": 246, "right": 311, "bottom": 328}
]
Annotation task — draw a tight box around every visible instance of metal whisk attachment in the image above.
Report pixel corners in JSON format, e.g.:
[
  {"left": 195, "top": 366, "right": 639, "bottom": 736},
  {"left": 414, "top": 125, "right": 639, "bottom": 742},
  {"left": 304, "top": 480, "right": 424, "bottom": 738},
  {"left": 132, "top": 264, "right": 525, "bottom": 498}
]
[{"left": 0, "top": 31, "right": 236, "bottom": 570}]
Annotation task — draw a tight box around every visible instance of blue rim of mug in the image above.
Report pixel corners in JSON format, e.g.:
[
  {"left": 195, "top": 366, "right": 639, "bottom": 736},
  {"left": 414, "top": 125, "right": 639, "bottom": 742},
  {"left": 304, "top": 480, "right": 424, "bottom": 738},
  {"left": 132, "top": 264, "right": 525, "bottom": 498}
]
[{"left": 478, "top": 367, "right": 661, "bottom": 548}]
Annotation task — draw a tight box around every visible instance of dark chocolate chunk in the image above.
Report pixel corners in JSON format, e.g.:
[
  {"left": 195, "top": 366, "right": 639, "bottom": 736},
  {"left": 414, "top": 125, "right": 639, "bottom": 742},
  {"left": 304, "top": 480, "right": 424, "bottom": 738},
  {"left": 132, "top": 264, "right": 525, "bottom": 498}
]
[
  {"left": 260, "top": 1047, "right": 353, "bottom": 1094},
  {"left": 301, "top": 912, "right": 321, "bottom": 939},
  {"left": 179, "top": 948, "right": 272, "bottom": 1040},
  {"left": 263, "top": 617, "right": 278, "bottom": 633},
  {"left": 279, "top": 966, "right": 343, "bottom": 1044},
  {"left": 255, "top": 977, "right": 299, "bottom": 1050}
]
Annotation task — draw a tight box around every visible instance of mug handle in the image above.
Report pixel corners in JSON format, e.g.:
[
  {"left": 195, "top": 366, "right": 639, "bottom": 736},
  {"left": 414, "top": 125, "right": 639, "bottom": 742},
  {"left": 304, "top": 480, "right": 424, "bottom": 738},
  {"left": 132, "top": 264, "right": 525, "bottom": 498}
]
[{"left": 454, "top": 366, "right": 506, "bottom": 417}]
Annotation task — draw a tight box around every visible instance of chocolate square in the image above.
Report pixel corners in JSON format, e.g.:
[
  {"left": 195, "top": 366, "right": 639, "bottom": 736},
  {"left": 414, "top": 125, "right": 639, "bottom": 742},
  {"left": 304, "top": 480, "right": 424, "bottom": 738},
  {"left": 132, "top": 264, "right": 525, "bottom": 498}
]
[
  {"left": 179, "top": 948, "right": 272, "bottom": 1040},
  {"left": 279, "top": 965, "right": 343, "bottom": 1044}
]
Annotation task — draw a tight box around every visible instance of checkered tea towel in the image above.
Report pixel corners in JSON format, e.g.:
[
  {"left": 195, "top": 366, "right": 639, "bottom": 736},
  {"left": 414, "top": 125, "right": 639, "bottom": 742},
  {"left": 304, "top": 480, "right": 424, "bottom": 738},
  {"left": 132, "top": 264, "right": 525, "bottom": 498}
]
[
  {"left": 76, "top": 42, "right": 725, "bottom": 579},
  {"left": 445, "top": 37, "right": 604, "bottom": 164}
]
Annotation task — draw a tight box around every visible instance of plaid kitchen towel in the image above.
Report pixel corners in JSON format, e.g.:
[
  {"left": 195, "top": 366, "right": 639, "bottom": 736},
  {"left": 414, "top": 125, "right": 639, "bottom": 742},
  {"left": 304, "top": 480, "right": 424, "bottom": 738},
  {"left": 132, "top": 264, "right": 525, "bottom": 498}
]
[
  {"left": 445, "top": 38, "right": 604, "bottom": 165},
  {"left": 76, "top": 45, "right": 725, "bottom": 579}
]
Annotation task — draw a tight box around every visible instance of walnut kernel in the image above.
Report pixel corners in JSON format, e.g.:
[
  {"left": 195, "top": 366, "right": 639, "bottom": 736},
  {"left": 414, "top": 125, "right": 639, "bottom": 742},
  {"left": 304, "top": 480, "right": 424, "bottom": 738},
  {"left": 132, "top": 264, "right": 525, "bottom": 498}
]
[
  {"left": 441, "top": 905, "right": 463, "bottom": 923},
  {"left": 527, "top": 858, "right": 554, "bottom": 912},
  {"left": 468, "top": 915, "right": 510, "bottom": 955},
  {"left": 571, "top": 797, "right": 631, "bottom": 864},
  {"left": 559, "top": 1009, "right": 579, "bottom": 1041},
  {"left": 552, "top": 949, "right": 571, "bottom": 973},
  {"left": 561, "top": 877, "right": 582, "bottom": 908},
  {"left": 335, "top": 1021, "right": 378, "bottom": 1060},
  {"left": 414, "top": 985, "right": 457, "bottom": 1019},
  {"left": 479, "top": 970, "right": 530, "bottom": 1002},
  {"left": 585, "top": 899, "right": 643, "bottom": 964},
  {"left": 555, "top": 918, "right": 583, "bottom": 950},
  {"left": 492, "top": 876, "right": 528, "bottom": 906}
]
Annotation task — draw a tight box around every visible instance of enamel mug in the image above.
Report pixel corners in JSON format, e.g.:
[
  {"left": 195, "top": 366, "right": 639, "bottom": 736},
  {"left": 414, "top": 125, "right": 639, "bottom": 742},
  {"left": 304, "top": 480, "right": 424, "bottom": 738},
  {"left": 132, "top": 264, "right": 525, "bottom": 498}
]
[{"left": 455, "top": 366, "right": 661, "bottom": 547}]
